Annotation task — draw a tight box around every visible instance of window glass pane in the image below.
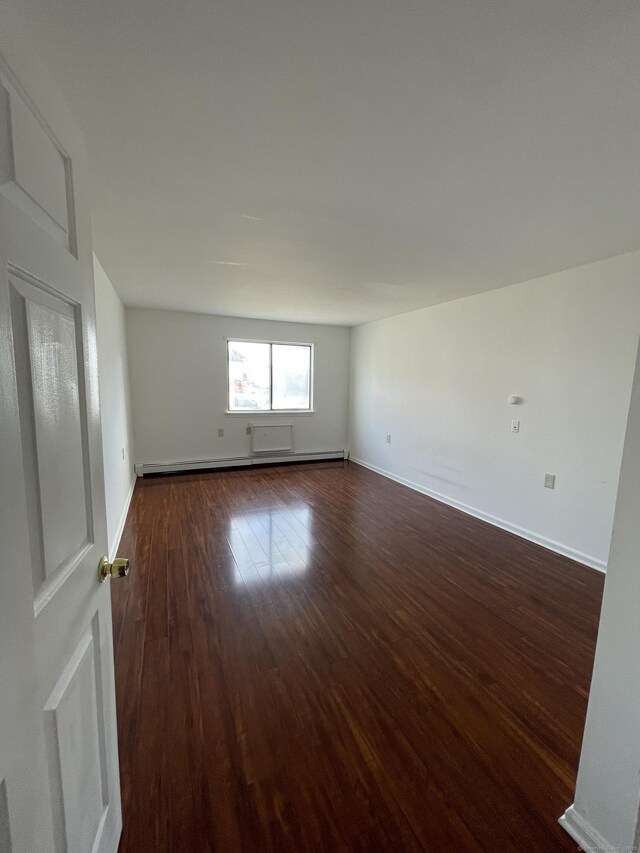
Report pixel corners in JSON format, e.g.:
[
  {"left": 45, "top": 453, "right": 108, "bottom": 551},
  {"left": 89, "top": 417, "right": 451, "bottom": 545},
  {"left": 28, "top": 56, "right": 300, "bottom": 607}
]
[
  {"left": 228, "top": 341, "right": 271, "bottom": 410},
  {"left": 272, "top": 344, "right": 311, "bottom": 410}
]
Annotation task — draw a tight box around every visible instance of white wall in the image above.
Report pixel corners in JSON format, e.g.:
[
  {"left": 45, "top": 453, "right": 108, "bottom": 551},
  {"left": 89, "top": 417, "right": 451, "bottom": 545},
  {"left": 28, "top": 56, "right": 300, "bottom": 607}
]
[
  {"left": 561, "top": 339, "right": 640, "bottom": 851},
  {"left": 126, "top": 308, "right": 350, "bottom": 465},
  {"left": 94, "top": 257, "right": 135, "bottom": 558},
  {"left": 349, "top": 250, "right": 640, "bottom": 569}
]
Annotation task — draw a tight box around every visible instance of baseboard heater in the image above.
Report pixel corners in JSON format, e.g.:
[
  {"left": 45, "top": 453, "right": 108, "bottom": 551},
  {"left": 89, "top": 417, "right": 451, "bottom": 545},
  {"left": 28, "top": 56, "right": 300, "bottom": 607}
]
[{"left": 134, "top": 450, "right": 346, "bottom": 477}]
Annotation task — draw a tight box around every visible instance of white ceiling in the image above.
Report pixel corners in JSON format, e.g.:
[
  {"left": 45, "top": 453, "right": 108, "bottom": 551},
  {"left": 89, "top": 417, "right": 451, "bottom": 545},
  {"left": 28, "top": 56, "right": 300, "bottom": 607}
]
[{"left": 16, "top": 0, "right": 640, "bottom": 326}]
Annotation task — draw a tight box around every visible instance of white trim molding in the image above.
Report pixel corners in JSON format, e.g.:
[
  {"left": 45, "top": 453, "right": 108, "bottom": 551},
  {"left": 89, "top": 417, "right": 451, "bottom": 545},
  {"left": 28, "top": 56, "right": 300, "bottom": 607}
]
[
  {"left": 108, "top": 475, "right": 136, "bottom": 561},
  {"left": 350, "top": 457, "right": 607, "bottom": 573},
  {"left": 559, "top": 805, "right": 615, "bottom": 852}
]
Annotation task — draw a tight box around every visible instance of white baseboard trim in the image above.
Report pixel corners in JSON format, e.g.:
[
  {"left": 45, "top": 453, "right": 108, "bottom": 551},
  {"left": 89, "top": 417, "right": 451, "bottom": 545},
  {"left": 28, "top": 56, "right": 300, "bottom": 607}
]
[
  {"left": 350, "top": 457, "right": 607, "bottom": 573},
  {"left": 559, "top": 805, "right": 613, "bottom": 852},
  {"left": 108, "top": 475, "right": 137, "bottom": 561}
]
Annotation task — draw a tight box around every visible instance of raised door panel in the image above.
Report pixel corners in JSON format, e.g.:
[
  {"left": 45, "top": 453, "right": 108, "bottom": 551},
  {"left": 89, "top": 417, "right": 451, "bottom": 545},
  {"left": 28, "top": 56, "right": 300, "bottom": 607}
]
[
  {"left": 8, "top": 270, "right": 92, "bottom": 611},
  {"left": 0, "top": 69, "right": 75, "bottom": 253},
  {"left": 44, "top": 615, "right": 110, "bottom": 853},
  {"left": 27, "top": 298, "right": 89, "bottom": 576}
]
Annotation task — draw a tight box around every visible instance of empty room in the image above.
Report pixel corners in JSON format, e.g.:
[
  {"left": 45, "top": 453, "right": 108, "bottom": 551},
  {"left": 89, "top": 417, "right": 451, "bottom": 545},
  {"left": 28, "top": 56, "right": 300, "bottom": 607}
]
[{"left": 1, "top": 1, "right": 640, "bottom": 852}]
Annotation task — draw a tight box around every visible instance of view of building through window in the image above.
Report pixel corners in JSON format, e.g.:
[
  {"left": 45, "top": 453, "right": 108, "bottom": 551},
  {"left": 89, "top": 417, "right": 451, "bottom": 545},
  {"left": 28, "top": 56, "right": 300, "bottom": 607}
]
[{"left": 228, "top": 340, "right": 311, "bottom": 411}]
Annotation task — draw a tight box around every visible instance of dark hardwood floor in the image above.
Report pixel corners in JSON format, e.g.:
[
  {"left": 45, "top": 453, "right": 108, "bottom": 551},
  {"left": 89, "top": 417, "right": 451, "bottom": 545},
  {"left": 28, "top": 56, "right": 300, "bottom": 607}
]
[{"left": 112, "top": 461, "right": 603, "bottom": 852}]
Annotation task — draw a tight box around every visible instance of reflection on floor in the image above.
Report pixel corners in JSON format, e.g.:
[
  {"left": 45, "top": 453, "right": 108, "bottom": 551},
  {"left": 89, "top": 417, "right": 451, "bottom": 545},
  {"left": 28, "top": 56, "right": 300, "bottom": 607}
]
[
  {"left": 228, "top": 505, "right": 312, "bottom": 586},
  {"left": 112, "top": 461, "right": 603, "bottom": 852}
]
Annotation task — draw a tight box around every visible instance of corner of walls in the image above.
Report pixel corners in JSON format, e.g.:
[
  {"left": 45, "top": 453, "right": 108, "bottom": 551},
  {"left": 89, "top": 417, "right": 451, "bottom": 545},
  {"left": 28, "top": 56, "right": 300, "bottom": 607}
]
[{"left": 344, "top": 324, "right": 353, "bottom": 459}]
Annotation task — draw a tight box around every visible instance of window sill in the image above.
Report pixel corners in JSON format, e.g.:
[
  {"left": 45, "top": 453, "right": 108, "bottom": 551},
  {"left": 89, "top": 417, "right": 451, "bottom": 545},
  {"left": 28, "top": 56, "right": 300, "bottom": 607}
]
[{"left": 225, "top": 410, "right": 316, "bottom": 416}]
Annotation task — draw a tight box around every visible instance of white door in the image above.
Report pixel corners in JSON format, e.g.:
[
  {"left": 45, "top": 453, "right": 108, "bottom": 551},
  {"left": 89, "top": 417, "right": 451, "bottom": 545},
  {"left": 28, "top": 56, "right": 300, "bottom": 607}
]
[{"left": 0, "top": 8, "right": 123, "bottom": 853}]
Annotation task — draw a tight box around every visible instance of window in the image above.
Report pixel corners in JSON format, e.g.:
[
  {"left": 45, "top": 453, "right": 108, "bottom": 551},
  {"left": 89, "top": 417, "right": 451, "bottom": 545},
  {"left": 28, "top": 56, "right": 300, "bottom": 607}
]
[{"left": 227, "top": 340, "right": 313, "bottom": 412}]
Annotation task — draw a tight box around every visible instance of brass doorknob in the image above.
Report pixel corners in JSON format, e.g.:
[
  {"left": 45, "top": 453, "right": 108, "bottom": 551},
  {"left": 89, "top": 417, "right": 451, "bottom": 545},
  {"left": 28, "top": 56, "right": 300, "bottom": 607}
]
[{"left": 99, "top": 556, "right": 130, "bottom": 583}]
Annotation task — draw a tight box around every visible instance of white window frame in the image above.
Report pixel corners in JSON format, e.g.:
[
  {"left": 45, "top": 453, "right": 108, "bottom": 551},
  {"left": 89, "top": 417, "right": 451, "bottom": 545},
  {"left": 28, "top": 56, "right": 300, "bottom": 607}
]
[{"left": 226, "top": 338, "right": 315, "bottom": 414}]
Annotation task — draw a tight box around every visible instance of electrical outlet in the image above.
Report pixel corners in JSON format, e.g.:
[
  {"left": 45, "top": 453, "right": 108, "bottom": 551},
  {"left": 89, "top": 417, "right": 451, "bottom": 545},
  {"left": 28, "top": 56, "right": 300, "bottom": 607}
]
[
  {"left": 386, "top": 434, "right": 392, "bottom": 444},
  {"left": 544, "top": 473, "right": 556, "bottom": 490},
  {"left": 218, "top": 428, "right": 224, "bottom": 438},
  {"left": 511, "top": 420, "right": 520, "bottom": 433},
  {"left": 246, "top": 425, "right": 252, "bottom": 435}
]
